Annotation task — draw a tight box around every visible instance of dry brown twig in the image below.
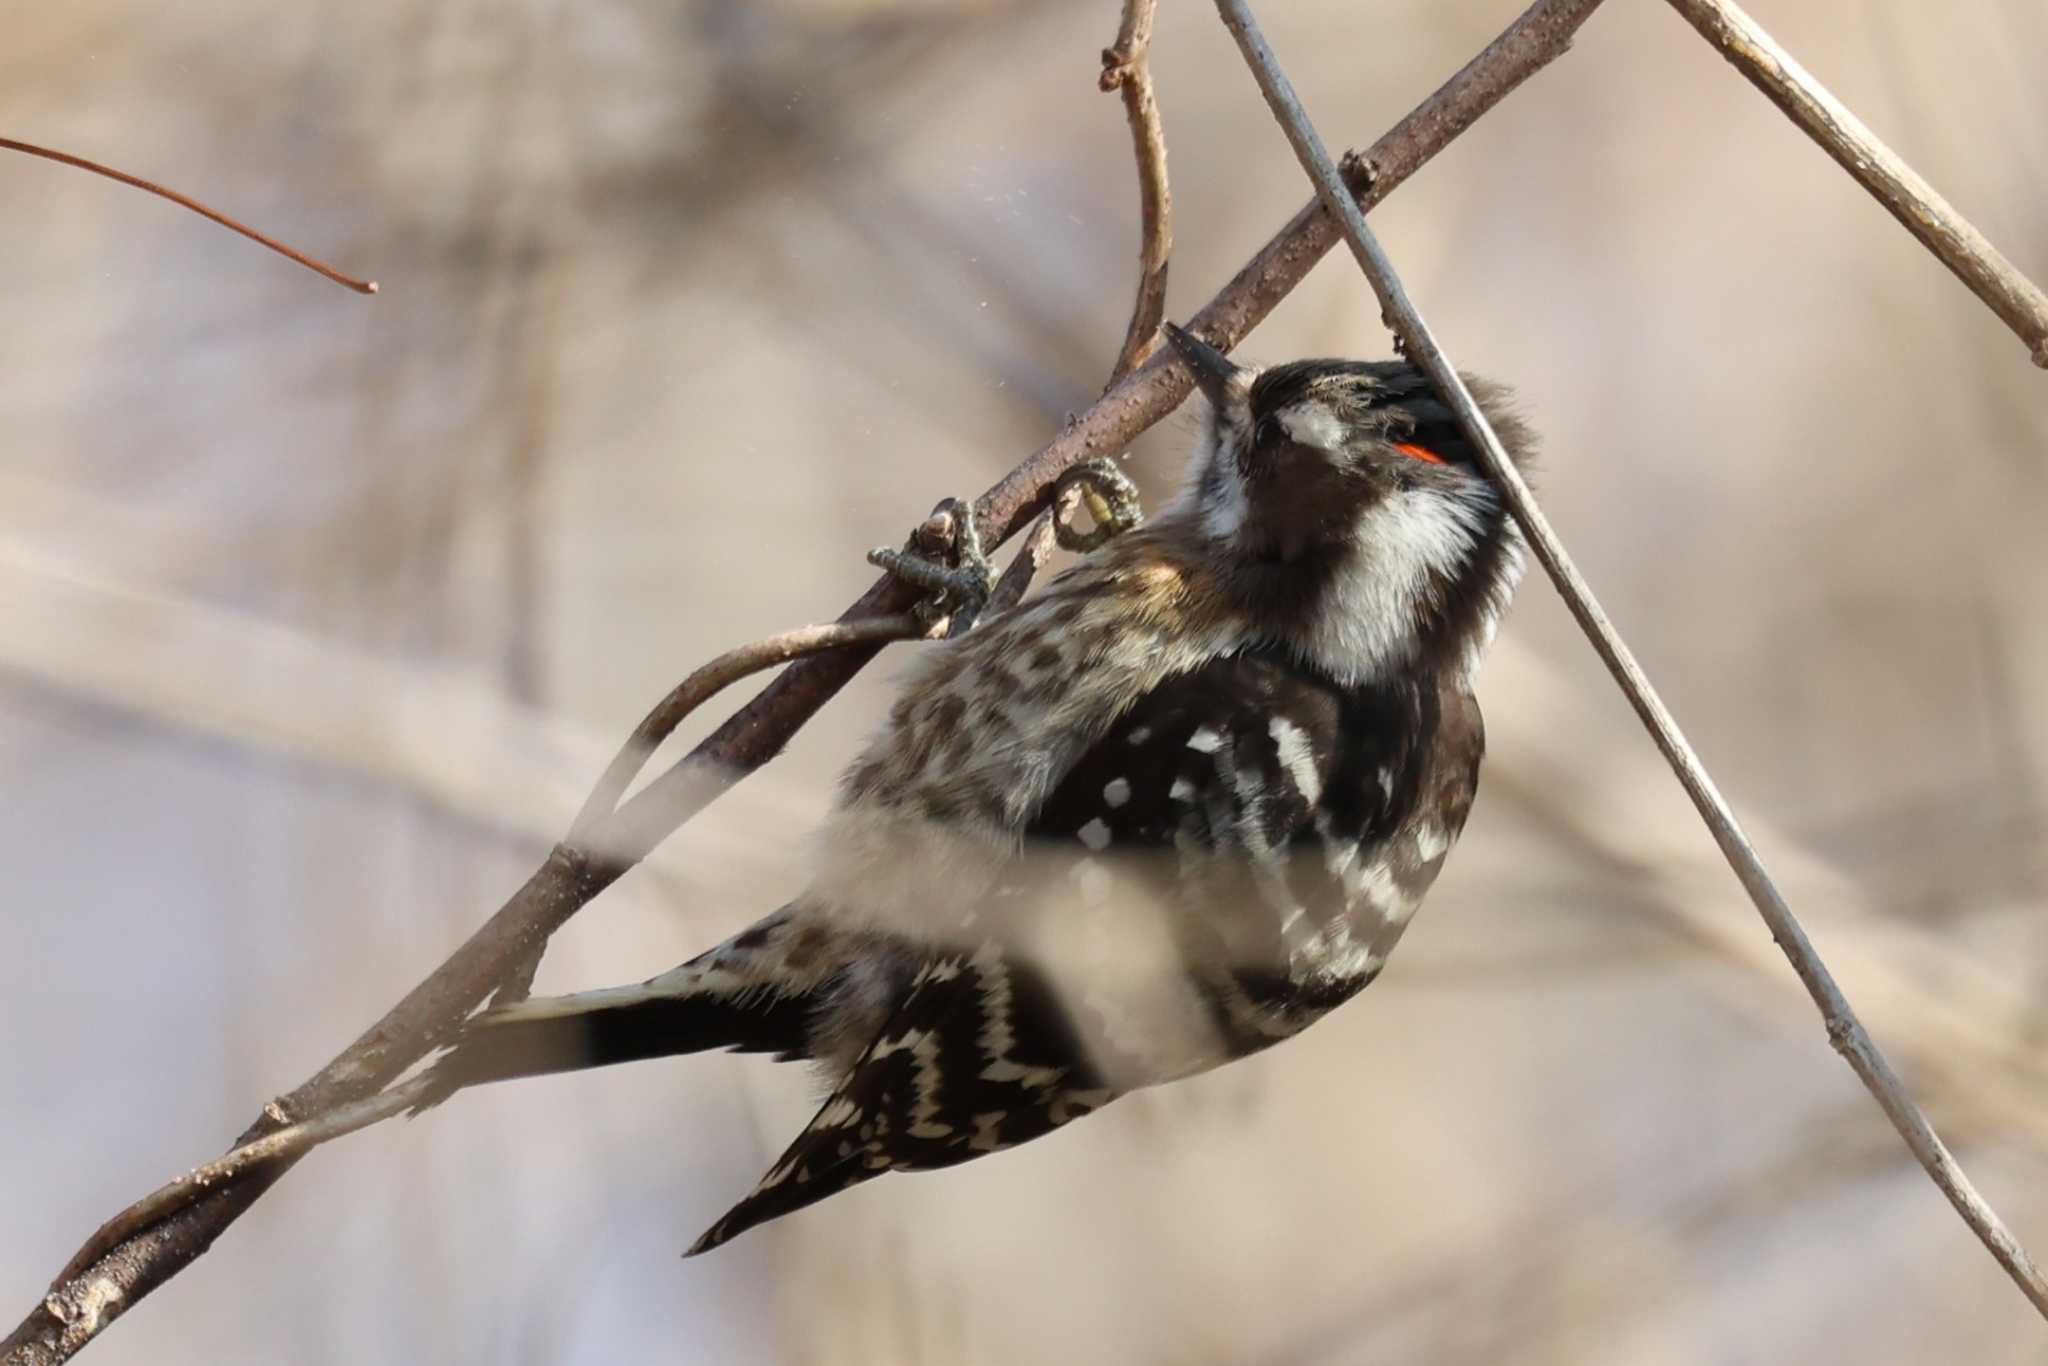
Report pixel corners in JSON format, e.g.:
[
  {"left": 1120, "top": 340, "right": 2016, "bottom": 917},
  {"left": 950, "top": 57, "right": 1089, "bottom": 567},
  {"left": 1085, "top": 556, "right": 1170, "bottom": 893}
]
[
  {"left": 1100, "top": 0, "right": 1171, "bottom": 381},
  {"left": 4, "top": 4, "right": 1612, "bottom": 1361},
  {"left": 0, "top": 136, "right": 378, "bottom": 295},
  {"left": 569, "top": 613, "right": 937, "bottom": 848},
  {"left": 1212, "top": 0, "right": 2048, "bottom": 1320}
]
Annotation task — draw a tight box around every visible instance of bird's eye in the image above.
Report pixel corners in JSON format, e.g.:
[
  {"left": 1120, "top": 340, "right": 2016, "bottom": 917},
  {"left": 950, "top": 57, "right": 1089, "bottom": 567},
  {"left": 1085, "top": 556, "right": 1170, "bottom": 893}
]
[
  {"left": 1393, "top": 441, "right": 1448, "bottom": 466},
  {"left": 1253, "top": 416, "right": 1283, "bottom": 448}
]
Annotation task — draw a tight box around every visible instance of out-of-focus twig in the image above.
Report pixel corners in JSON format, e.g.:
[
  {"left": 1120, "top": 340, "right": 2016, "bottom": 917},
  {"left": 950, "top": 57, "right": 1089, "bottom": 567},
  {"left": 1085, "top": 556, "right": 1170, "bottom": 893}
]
[
  {"left": 0, "top": 136, "right": 378, "bottom": 295},
  {"left": 1100, "top": 0, "right": 1171, "bottom": 381},
  {"left": 1212, "top": 0, "right": 2048, "bottom": 1320},
  {"left": 1658, "top": 0, "right": 2048, "bottom": 369},
  {"left": 3, "top": 4, "right": 1609, "bottom": 1360},
  {"left": 1479, "top": 637, "right": 2048, "bottom": 1157}
]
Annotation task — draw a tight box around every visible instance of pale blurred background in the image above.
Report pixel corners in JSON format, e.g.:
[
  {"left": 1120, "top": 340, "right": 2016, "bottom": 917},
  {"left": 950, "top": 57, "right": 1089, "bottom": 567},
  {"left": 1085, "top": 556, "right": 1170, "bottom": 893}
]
[{"left": 5, "top": 1, "right": 2048, "bottom": 1361}]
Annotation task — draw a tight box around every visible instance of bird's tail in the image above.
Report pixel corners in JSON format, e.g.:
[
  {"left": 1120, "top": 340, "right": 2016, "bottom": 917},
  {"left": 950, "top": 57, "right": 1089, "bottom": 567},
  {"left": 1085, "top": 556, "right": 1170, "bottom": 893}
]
[{"left": 409, "top": 909, "right": 830, "bottom": 1111}]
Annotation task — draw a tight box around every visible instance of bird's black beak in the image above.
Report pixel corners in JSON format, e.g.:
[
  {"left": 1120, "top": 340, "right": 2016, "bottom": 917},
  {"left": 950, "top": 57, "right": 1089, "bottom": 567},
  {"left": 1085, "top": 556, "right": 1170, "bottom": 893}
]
[{"left": 1163, "top": 322, "right": 1250, "bottom": 405}]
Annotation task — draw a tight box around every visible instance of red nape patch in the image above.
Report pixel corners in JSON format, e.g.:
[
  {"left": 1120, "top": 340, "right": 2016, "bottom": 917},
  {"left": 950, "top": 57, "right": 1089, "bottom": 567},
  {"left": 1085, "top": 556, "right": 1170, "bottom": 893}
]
[{"left": 1393, "top": 441, "right": 1447, "bottom": 465}]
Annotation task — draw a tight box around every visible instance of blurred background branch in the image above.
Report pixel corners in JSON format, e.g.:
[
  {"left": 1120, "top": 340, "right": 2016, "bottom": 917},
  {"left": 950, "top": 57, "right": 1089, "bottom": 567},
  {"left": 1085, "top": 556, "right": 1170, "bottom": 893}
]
[{"left": 1660, "top": 0, "right": 2048, "bottom": 368}]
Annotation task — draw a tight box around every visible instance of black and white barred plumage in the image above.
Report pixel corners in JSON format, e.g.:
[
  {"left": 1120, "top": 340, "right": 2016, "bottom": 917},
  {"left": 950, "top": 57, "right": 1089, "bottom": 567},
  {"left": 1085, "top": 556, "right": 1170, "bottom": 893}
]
[{"left": 418, "top": 324, "right": 1534, "bottom": 1254}]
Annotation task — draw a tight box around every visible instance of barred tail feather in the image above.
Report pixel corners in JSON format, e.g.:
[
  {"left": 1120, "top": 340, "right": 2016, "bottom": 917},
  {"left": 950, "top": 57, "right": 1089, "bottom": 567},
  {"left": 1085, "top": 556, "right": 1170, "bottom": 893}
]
[
  {"left": 686, "top": 1150, "right": 885, "bottom": 1257},
  {"left": 408, "top": 984, "right": 814, "bottom": 1112},
  {"left": 409, "top": 908, "right": 834, "bottom": 1112}
]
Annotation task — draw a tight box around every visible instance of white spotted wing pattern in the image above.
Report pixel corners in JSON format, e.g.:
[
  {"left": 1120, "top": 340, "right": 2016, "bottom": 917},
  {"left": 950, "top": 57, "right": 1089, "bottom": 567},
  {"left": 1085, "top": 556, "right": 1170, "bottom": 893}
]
[{"left": 689, "top": 643, "right": 1483, "bottom": 1252}]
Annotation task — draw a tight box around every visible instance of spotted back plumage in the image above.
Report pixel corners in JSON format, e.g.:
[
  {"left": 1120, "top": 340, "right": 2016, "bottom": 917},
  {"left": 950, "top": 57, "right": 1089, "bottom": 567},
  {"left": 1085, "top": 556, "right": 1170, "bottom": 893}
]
[{"left": 689, "top": 639, "right": 1484, "bottom": 1253}]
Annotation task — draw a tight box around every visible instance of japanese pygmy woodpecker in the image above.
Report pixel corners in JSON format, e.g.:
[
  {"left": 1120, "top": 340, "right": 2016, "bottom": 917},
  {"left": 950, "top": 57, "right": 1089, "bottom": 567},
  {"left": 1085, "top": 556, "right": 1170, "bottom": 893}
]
[{"left": 417, "top": 322, "right": 1534, "bottom": 1254}]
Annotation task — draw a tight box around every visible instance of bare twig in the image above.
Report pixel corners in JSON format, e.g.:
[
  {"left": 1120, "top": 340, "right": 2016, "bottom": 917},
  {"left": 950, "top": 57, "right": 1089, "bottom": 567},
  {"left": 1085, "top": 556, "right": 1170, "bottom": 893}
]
[
  {"left": 54, "top": 1080, "right": 436, "bottom": 1289},
  {"left": 570, "top": 613, "right": 934, "bottom": 845},
  {"left": 0, "top": 137, "right": 378, "bottom": 295},
  {"left": 1100, "top": 0, "right": 1171, "bottom": 380},
  {"left": 492, "top": 610, "right": 931, "bottom": 1005},
  {"left": 1212, "top": 0, "right": 2048, "bottom": 1320},
  {"left": 4, "top": 5, "right": 1608, "bottom": 1360},
  {"left": 1658, "top": 0, "right": 2048, "bottom": 369},
  {"left": 985, "top": 509, "right": 1062, "bottom": 619}
]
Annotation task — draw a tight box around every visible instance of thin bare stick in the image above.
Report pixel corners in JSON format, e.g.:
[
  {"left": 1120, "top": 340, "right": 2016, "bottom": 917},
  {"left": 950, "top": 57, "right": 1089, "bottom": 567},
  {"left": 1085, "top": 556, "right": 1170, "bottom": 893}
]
[
  {"left": 0, "top": 136, "right": 378, "bottom": 295},
  {"left": 1100, "top": 0, "right": 1171, "bottom": 381},
  {"left": 1212, "top": 0, "right": 2048, "bottom": 1320},
  {"left": 1658, "top": 0, "right": 2048, "bottom": 369},
  {"left": 6, "top": 6, "right": 1608, "bottom": 1360},
  {"left": 570, "top": 613, "right": 932, "bottom": 844},
  {"left": 55, "top": 1079, "right": 436, "bottom": 1289},
  {"left": 986, "top": 509, "right": 1062, "bottom": 619}
]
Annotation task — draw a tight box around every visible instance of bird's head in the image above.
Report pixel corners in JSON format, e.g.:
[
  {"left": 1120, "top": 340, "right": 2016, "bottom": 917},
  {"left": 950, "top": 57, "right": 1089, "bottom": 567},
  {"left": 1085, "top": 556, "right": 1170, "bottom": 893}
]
[{"left": 1160, "top": 322, "right": 1534, "bottom": 685}]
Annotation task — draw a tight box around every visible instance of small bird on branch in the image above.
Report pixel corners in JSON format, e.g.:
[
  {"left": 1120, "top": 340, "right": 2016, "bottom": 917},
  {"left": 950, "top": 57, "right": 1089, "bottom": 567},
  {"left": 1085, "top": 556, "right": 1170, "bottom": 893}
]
[{"left": 414, "top": 323, "right": 1535, "bottom": 1254}]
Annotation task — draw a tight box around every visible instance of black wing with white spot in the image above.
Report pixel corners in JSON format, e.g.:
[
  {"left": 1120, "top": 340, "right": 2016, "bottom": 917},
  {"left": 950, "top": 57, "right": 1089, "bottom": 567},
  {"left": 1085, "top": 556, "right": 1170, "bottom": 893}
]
[
  {"left": 688, "top": 645, "right": 1475, "bottom": 1253},
  {"left": 1033, "top": 642, "right": 1463, "bottom": 1051}
]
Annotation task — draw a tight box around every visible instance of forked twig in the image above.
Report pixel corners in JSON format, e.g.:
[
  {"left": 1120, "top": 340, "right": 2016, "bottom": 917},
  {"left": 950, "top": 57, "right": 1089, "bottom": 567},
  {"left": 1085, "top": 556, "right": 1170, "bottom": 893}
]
[
  {"left": 0, "top": 137, "right": 378, "bottom": 295},
  {"left": 570, "top": 613, "right": 934, "bottom": 845},
  {"left": 6, "top": 5, "right": 1609, "bottom": 1360},
  {"left": 1659, "top": 0, "right": 2048, "bottom": 369},
  {"left": 1212, "top": 0, "right": 2048, "bottom": 1320}
]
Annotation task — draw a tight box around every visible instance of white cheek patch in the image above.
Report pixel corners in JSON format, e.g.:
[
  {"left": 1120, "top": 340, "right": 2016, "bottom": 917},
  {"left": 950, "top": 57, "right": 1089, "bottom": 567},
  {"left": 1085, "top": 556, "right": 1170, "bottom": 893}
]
[
  {"left": 1297, "top": 485, "right": 1497, "bottom": 686},
  {"left": 1274, "top": 402, "right": 1347, "bottom": 452}
]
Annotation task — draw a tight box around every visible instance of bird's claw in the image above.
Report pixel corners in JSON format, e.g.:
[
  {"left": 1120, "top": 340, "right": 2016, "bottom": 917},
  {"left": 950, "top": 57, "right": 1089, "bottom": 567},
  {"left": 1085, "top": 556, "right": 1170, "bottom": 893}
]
[
  {"left": 1053, "top": 458, "right": 1143, "bottom": 552},
  {"left": 868, "top": 497, "right": 996, "bottom": 634}
]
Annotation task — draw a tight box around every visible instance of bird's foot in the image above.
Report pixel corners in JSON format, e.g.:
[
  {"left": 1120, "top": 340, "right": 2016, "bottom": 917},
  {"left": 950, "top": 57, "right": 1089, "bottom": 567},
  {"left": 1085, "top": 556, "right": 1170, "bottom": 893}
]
[
  {"left": 1053, "top": 457, "right": 1143, "bottom": 552},
  {"left": 868, "top": 496, "right": 996, "bottom": 634}
]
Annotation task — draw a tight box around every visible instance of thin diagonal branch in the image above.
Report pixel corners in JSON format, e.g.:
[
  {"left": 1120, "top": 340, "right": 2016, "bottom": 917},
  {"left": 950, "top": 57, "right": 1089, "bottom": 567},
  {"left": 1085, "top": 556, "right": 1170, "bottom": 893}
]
[
  {"left": 52, "top": 1080, "right": 436, "bottom": 1290},
  {"left": 0, "top": 137, "right": 378, "bottom": 295},
  {"left": 1658, "top": 0, "right": 2048, "bottom": 369},
  {"left": 1212, "top": 0, "right": 2048, "bottom": 1320},
  {"left": 1100, "top": 0, "right": 1171, "bottom": 381},
  {"left": 4, "top": 4, "right": 1609, "bottom": 1360}
]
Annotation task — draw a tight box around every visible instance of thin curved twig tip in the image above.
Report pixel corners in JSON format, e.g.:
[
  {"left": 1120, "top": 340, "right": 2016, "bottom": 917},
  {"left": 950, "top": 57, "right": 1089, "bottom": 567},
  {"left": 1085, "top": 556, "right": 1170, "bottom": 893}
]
[{"left": 0, "top": 136, "right": 378, "bottom": 296}]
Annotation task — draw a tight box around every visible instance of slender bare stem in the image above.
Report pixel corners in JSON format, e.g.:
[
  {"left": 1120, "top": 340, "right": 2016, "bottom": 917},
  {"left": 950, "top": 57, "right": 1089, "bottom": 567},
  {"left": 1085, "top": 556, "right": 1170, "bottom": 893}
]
[
  {"left": 985, "top": 509, "right": 1062, "bottom": 618},
  {"left": 1212, "top": 0, "right": 2048, "bottom": 1320},
  {"left": 5, "top": 5, "right": 1607, "bottom": 1360},
  {"left": 55, "top": 1080, "right": 436, "bottom": 1289},
  {"left": 0, "top": 137, "right": 378, "bottom": 295},
  {"left": 1100, "top": 0, "right": 1171, "bottom": 381},
  {"left": 1658, "top": 0, "right": 2048, "bottom": 369},
  {"left": 570, "top": 614, "right": 933, "bottom": 845}
]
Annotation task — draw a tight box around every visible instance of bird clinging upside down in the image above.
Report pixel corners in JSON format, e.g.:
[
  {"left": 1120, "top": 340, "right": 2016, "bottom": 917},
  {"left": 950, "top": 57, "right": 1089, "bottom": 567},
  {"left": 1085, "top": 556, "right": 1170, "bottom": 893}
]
[{"left": 415, "top": 322, "right": 1535, "bottom": 1255}]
